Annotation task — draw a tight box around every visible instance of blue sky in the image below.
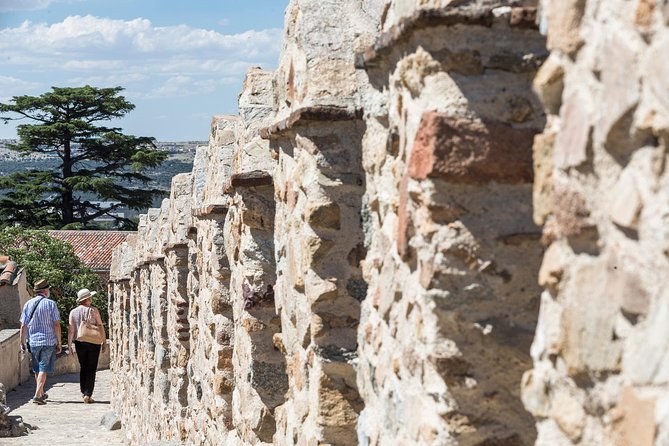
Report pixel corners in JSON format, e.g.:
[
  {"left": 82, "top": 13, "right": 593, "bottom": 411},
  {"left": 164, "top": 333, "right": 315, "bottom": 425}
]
[{"left": 0, "top": 0, "right": 287, "bottom": 141}]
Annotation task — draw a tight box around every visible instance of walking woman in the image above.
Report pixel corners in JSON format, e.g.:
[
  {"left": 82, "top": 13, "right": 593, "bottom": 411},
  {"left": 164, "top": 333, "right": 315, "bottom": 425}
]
[{"left": 67, "top": 288, "right": 106, "bottom": 403}]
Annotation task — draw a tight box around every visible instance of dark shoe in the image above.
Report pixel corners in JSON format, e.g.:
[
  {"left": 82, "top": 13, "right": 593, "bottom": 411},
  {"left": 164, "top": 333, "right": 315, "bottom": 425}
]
[
  {"left": 43, "top": 393, "right": 48, "bottom": 400},
  {"left": 32, "top": 396, "right": 46, "bottom": 405}
]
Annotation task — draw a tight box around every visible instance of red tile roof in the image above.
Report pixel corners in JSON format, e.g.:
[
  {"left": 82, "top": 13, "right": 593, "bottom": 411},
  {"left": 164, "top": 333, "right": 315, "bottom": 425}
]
[{"left": 48, "top": 230, "right": 134, "bottom": 271}]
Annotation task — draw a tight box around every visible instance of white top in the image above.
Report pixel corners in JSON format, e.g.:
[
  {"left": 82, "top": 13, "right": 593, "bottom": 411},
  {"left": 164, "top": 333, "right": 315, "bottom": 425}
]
[{"left": 69, "top": 305, "right": 99, "bottom": 340}]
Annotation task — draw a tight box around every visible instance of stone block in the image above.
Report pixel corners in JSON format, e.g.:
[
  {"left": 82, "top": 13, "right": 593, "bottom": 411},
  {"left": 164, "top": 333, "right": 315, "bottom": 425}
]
[
  {"left": 624, "top": 294, "right": 669, "bottom": 385},
  {"left": 306, "top": 201, "right": 341, "bottom": 230},
  {"left": 407, "top": 112, "right": 537, "bottom": 184},
  {"left": 101, "top": 411, "right": 122, "bottom": 431},
  {"left": 561, "top": 260, "right": 622, "bottom": 373},
  {"left": 608, "top": 169, "right": 642, "bottom": 230},
  {"left": 635, "top": 0, "right": 655, "bottom": 28},
  {"left": 647, "top": 35, "right": 669, "bottom": 117},
  {"left": 596, "top": 33, "right": 640, "bottom": 149},
  {"left": 538, "top": 243, "right": 566, "bottom": 287},
  {"left": 553, "top": 88, "right": 591, "bottom": 169},
  {"left": 533, "top": 55, "right": 565, "bottom": 116},
  {"left": 552, "top": 181, "right": 592, "bottom": 238},
  {"left": 521, "top": 369, "right": 551, "bottom": 418},
  {"left": 533, "top": 130, "right": 556, "bottom": 225},
  {"left": 230, "top": 170, "right": 273, "bottom": 189},
  {"left": 545, "top": 0, "right": 586, "bottom": 55},
  {"left": 611, "top": 386, "right": 656, "bottom": 446},
  {"left": 549, "top": 387, "right": 585, "bottom": 441}
]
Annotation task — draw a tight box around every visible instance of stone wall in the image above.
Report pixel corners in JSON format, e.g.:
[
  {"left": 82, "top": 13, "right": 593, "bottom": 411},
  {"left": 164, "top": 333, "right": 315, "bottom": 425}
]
[
  {"left": 0, "top": 330, "right": 30, "bottom": 393},
  {"left": 0, "top": 270, "right": 29, "bottom": 330},
  {"left": 109, "top": 0, "right": 669, "bottom": 445},
  {"left": 521, "top": 1, "right": 669, "bottom": 445},
  {"left": 356, "top": 1, "right": 546, "bottom": 444},
  {"left": 266, "top": 2, "right": 376, "bottom": 444},
  {"left": 0, "top": 270, "right": 31, "bottom": 397}
]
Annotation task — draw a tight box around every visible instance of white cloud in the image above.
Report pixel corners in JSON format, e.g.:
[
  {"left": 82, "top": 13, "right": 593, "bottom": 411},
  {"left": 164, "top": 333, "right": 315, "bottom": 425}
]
[
  {"left": 143, "top": 75, "right": 239, "bottom": 99},
  {"left": 0, "top": 75, "right": 41, "bottom": 101},
  {"left": 0, "top": 15, "right": 282, "bottom": 99},
  {"left": 62, "top": 59, "right": 126, "bottom": 71},
  {"left": 0, "top": 15, "right": 281, "bottom": 56},
  {"left": 68, "top": 72, "right": 149, "bottom": 85}
]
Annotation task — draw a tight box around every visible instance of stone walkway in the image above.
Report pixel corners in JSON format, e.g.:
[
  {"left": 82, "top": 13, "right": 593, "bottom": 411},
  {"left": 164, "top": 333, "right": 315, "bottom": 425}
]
[{"left": 3, "top": 369, "right": 125, "bottom": 445}]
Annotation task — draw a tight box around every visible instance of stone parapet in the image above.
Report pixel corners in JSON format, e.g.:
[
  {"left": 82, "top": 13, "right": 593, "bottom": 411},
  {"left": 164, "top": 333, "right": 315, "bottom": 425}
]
[
  {"left": 108, "top": 0, "right": 669, "bottom": 444},
  {"left": 521, "top": 1, "right": 669, "bottom": 445},
  {"left": 0, "top": 330, "right": 30, "bottom": 393},
  {"left": 355, "top": 1, "right": 545, "bottom": 444}
]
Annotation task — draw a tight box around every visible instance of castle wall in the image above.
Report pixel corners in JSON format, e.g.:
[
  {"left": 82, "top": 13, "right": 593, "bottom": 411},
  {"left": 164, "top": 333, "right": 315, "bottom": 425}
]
[
  {"left": 108, "top": 1, "right": 669, "bottom": 445},
  {"left": 355, "top": 2, "right": 546, "bottom": 444},
  {"left": 522, "top": 1, "right": 669, "bottom": 445}
]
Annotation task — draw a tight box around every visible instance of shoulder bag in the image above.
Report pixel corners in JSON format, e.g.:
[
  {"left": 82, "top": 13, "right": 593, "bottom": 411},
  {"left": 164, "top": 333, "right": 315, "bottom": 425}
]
[{"left": 76, "top": 307, "right": 104, "bottom": 345}]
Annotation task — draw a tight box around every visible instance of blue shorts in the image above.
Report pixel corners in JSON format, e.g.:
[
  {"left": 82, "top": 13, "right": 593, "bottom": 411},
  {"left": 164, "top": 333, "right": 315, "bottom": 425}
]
[{"left": 30, "top": 345, "right": 57, "bottom": 374}]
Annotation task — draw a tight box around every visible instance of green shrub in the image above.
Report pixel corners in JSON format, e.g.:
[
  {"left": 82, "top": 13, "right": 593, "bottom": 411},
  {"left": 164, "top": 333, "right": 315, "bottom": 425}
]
[{"left": 0, "top": 227, "right": 107, "bottom": 337}]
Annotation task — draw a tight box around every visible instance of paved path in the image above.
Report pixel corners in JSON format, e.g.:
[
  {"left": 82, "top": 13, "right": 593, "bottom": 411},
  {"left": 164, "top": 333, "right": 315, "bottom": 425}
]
[{"left": 3, "top": 369, "right": 125, "bottom": 445}]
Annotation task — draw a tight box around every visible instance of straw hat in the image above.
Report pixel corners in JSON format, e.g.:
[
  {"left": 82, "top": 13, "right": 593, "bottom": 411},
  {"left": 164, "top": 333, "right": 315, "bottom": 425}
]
[
  {"left": 33, "top": 279, "right": 50, "bottom": 292},
  {"left": 76, "top": 288, "right": 97, "bottom": 304}
]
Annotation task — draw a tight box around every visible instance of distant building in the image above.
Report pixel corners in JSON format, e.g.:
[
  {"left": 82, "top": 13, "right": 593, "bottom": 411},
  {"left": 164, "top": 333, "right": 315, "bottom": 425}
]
[{"left": 48, "top": 231, "right": 134, "bottom": 281}]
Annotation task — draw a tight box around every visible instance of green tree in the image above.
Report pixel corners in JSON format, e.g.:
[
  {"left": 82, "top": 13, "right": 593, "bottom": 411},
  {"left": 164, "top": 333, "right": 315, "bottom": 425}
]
[
  {"left": 0, "top": 227, "right": 107, "bottom": 335},
  {"left": 0, "top": 86, "right": 167, "bottom": 229}
]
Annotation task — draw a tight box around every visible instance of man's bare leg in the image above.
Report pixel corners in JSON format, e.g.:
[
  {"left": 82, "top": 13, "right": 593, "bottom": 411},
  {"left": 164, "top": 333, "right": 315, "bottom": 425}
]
[{"left": 34, "top": 372, "right": 47, "bottom": 398}]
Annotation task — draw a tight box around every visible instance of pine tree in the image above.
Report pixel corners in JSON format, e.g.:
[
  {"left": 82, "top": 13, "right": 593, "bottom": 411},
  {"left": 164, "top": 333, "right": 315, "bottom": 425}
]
[{"left": 0, "top": 86, "right": 167, "bottom": 229}]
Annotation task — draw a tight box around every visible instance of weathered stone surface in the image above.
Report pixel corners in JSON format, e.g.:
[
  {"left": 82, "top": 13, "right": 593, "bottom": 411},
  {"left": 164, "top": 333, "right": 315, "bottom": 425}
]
[
  {"left": 526, "top": 1, "right": 669, "bottom": 444},
  {"left": 553, "top": 88, "right": 591, "bottom": 169},
  {"left": 357, "top": 3, "right": 545, "bottom": 444},
  {"left": 608, "top": 169, "right": 642, "bottom": 229},
  {"left": 0, "top": 382, "right": 28, "bottom": 438},
  {"left": 545, "top": 0, "right": 586, "bottom": 55},
  {"left": 533, "top": 129, "right": 556, "bottom": 225},
  {"left": 596, "top": 34, "right": 640, "bottom": 147},
  {"left": 101, "top": 411, "right": 122, "bottom": 431},
  {"left": 532, "top": 55, "right": 564, "bottom": 115},
  {"left": 408, "top": 112, "right": 537, "bottom": 184},
  {"left": 229, "top": 170, "right": 273, "bottom": 189},
  {"left": 104, "top": 1, "right": 669, "bottom": 445},
  {"left": 647, "top": 35, "right": 669, "bottom": 117},
  {"left": 611, "top": 387, "right": 657, "bottom": 446}
]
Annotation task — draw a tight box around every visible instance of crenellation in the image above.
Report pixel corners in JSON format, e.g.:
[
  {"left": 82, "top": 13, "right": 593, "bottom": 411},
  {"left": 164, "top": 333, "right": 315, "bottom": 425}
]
[{"left": 107, "top": 0, "right": 669, "bottom": 444}]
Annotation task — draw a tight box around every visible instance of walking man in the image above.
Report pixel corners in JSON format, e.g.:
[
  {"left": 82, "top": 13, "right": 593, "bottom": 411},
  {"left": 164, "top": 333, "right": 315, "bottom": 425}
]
[{"left": 19, "top": 279, "right": 62, "bottom": 405}]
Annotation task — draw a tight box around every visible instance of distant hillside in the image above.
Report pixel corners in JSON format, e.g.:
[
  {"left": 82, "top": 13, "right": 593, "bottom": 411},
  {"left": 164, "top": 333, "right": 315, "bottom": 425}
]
[
  {"left": 0, "top": 140, "right": 202, "bottom": 220},
  {"left": 0, "top": 140, "right": 201, "bottom": 191}
]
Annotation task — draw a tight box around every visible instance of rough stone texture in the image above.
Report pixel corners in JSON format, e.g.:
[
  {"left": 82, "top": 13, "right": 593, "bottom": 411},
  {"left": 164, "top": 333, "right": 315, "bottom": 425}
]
[
  {"left": 523, "top": 1, "right": 669, "bottom": 445},
  {"left": 267, "top": 3, "right": 376, "bottom": 444},
  {"left": 356, "top": 2, "right": 545, "bottom": 445},
  {"left": 109, "top": 128, "right": 235, "bottom": 444},
  {"left": 101, "top": 411, "right": 122, "bottom": 431},
  {"left": 0, "top": 382, "right": 25, "bottom": 438},
  {"left": 225, "top": 68, "right": 285, "bottom": 445},
  {"left": 3, "top": 370, "right": 122, "bottom": 444},
  {"left": 108, "top": 0, "right": 669, "bottom": 445}
]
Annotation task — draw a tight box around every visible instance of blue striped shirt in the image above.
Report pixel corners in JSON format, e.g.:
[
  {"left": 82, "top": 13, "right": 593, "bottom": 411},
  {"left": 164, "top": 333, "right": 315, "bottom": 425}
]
[{"left": 19, "top": 295, "right": 61, "bottom": 347}]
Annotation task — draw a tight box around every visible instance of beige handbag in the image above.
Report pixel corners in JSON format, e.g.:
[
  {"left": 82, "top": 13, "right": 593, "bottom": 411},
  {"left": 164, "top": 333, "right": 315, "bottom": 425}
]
[{"left": 77, "top": 307, "right": 104, "bottom": 345}]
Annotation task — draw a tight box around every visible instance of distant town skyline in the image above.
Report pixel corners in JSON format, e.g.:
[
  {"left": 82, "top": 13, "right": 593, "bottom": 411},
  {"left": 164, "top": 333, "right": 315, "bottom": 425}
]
[{"left": 0, "top": 0, "right": 286, "bottom": 141}]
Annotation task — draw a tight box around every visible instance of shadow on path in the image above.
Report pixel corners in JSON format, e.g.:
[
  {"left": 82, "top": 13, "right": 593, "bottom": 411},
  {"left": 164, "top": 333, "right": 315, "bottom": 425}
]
[{"left": 3, "top": 370, "right": 124, "bottom": 445}]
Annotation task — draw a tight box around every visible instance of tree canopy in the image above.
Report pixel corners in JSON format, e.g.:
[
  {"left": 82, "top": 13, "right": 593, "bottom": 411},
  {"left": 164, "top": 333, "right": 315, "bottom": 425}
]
[
  {"left": 0, "top": 226, "right": 107, "bottom": 334},
  {"left": 0, "top": 86, "right": 167, "bottom": 229}
]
